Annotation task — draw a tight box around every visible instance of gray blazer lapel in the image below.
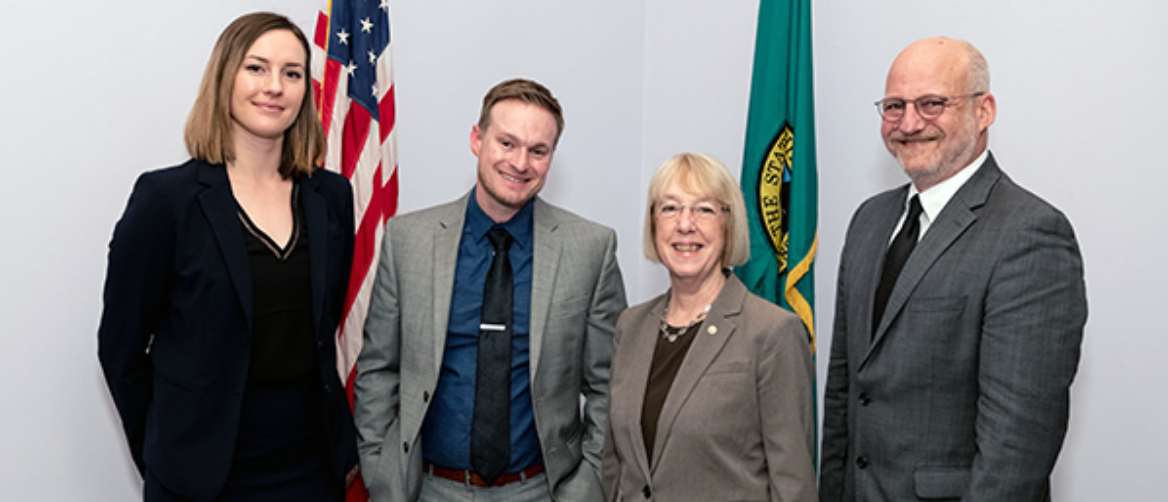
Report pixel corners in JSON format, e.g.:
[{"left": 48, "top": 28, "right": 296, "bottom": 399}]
[
  {"left": 196, "top": 163, "right": 253, "bottom": 330},
  {"left": 430, "top": 194, "right": 467, "bottom": 372},
  {"left": 529, "top": 198, "right": 561, "bottom": 377},
  {"left": 651, "top": 275, "right": 744, "bottom": 473},
  {"left": 622, "top": 296, "right": 667, "bottom": 480},
  {"left": 868, "top": 155, "right": 1002, "bottom": 356}
]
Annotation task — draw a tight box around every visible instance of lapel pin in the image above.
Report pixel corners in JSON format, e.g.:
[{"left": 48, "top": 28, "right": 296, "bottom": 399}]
[{"left": 707, "top": 325, "right": 718, "bottom": 336}]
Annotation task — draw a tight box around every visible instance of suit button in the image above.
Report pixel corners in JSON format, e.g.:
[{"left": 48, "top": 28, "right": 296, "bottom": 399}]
[
  {"left": 403, "top": 442, "right": 409, "bottom": 453},
  {"left": 855, "top": 456, "right": 869, "bottom": 469},
  {"left": 642, "top": 485, "right": 651, "bottom": 498},
  {"left": 323, "top": 384, "right": 332, "bottom": 393},
  {"left": 423, "top": 391, "right": 430, "bottom": 403},
  {"left": 859, "top": 392, "right": 871, "bottom": 406}
]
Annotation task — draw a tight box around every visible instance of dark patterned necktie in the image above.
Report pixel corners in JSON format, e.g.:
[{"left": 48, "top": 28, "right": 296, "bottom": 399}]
[
  {"left": 872, "top": 195, "right": 922, "bottom": 337},
  {"left": 471, "top": 227, "right": 513, "bottom": 483}
]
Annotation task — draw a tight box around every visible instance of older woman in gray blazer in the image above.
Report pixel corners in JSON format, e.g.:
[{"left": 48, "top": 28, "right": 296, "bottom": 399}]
[{"left": 601, "top": 153, "right": 816, "bottom": 501}]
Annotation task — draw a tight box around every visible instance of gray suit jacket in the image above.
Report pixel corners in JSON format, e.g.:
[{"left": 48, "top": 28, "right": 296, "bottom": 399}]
[
  {"left": 355, "top": 192, "right": 627, "bottom": 501},
  {"left": 602, "top": 275, "right": 816, "bottom": 502},
  {"left": 819, "top": 153, "right": 1087, "bottom": 501}
]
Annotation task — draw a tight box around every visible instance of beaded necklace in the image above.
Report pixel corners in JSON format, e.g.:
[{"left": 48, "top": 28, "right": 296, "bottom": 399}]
[{"left": 658, "top": 303, "right": 711, "bottom": 343}]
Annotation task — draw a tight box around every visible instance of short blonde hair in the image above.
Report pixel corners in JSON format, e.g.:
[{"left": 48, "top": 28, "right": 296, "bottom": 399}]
[
  {"left": 184, "top": 12, "right": 323, "bottom": 178},
  {"left": 643, "top": 153, "right": 750, "bottom": 267}
]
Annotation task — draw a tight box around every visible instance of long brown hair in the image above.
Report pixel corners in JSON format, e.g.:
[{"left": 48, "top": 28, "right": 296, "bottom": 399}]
[{"left": 184, "top": 12, "right": 323, "bottom": 178}]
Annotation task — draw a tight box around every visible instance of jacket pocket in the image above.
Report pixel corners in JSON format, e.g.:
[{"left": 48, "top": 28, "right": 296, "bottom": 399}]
[
  {"left": 153, "top": 365, "right": 198, "bottom": 392},
  {"left": 906, "top": 294, "right": 965, "bottom": 313},
  {"left": 913, "top": 465, "right": 970, "bottom": 500}
]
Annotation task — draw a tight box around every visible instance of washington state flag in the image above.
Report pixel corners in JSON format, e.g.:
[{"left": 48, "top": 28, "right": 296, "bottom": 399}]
[{"left": 735, "top": 0, "right": 818, "bottom": 353}]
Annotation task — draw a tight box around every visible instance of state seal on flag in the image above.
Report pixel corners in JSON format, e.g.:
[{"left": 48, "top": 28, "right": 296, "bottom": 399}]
[{"left": 757, "top": 122, "right": 794, "bottom": 273}]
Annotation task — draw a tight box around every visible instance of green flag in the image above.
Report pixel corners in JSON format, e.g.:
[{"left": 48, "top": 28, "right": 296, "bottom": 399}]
[{"left": 735, "top": 0, "right": 817, "bottom": 352}]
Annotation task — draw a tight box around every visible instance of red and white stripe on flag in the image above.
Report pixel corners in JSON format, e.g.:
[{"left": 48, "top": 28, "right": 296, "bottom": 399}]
[{"left": 311, "top": 2, "right": 398, "bottom": 498}]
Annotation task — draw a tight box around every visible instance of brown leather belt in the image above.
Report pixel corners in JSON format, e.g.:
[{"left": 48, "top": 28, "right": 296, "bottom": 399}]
[{"left": 423, "top": 462, "right": 545, "bottom": 487}]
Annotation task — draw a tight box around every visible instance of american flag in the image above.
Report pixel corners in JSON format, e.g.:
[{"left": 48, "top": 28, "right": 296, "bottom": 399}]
[{"left": 311, "top": 1, "right": 398, "bottom": 499}]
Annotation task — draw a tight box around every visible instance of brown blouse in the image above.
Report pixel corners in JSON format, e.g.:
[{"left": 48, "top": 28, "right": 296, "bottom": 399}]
[{"left": 640, "top": 321, "right": 702, "bottom": 464}]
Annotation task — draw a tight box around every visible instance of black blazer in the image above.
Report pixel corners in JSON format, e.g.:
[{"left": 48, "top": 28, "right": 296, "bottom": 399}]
[{"left": 98, "top": 159, "right": 357, "bottom": 501}]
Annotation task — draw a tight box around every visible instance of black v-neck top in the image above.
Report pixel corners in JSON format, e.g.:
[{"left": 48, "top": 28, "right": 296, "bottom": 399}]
[{"left": 236, "top": 184, "right": 319, "bottom": 387}]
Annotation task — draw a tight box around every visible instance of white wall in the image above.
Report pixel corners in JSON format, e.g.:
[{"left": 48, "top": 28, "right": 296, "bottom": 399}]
[
  {"left": 812, "top": 3, "right": 1168, "bottom": 500},
  {"left": 1, "top": 1, "right": 1162, "bottom": 500}
]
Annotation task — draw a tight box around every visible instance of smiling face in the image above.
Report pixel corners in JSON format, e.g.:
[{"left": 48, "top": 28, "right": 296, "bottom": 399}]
[
  {"left": 471, "top": 99, "right": 558, "bottom": 222},
  {"left": 229, "top": 29, "right": 307, "bottom": 145},
  {"left": 881, "top": 38, "right": 995, "bottom": 191},
  {"left": 654, "top": 182, "right": 726, "bottom": 286}
]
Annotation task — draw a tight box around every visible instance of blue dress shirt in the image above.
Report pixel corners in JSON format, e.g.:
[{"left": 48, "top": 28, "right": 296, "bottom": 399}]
[{"left": 421, "top": 190, "right": 542, "bottom": 473}]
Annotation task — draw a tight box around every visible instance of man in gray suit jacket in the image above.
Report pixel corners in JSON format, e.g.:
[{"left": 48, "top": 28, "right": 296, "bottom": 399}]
[
  {"left": 355, "top": 78, "right": 627, "bottom": 501},
  {"left": 819, "top": 38, "right": 1087, "bottom": 501}
]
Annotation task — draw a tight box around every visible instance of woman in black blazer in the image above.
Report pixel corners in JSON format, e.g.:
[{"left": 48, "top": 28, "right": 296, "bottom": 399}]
[{"left": 98, "top": 12, "right": 357, "bottom": 501}]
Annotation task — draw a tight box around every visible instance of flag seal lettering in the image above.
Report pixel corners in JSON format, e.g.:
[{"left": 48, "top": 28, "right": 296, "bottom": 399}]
[{"left": 757, "top": 122, "right": 794, "bottom": 273}]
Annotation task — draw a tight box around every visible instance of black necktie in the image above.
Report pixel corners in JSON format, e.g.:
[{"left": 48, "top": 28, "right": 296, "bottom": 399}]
[
  {"left": 873, "top": 195, "right": 923, "bottom": 336},
  {"left": 471, "top": 227, "right": 513, "bottom": 483}
]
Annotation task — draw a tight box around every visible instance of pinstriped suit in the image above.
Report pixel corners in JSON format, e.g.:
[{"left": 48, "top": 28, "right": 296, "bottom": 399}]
[{"left": 820, "top": 154, "right": 1087, "bottom": 501}]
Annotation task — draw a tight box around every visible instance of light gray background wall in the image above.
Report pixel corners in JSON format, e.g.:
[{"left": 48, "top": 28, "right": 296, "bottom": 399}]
[{"left": 1, "top": 1, "right": 1162, "bottom": 500}]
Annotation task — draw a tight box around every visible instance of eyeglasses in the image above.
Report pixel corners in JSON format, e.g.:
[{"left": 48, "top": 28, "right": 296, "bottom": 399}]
[
  {"left": 875, "top": 92, "right": 984, "bottom": 122},
  {"left": 655, "top": 202, "right": 727, "bottom": 222}
]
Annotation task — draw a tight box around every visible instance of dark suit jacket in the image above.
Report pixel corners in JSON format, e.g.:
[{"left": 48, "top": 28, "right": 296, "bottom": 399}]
[
  {"left": 98, "top": 159, "right": 357, "bottom": 501},
  {"left": 819, "top": 153, "right": 1087, "bottom": 501},
  {"left": 602, "top": 275, "right": 817, "bottom": 502}
]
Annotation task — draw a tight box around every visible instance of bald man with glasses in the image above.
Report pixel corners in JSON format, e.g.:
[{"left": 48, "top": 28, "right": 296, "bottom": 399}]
[{"left": 819, "top": 37, "right": 1087, "bottom": 502}]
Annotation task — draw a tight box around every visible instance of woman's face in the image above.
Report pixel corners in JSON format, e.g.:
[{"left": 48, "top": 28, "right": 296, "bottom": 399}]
[
  {"left": 654, "top": 181, "right": 726, "bottom": 285},
  {"left": 230, "top": 29, "right": 306, "bottom": 143}
]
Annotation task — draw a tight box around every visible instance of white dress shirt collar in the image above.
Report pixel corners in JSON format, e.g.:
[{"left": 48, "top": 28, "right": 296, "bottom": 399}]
[{"left": 905, "top": 149, "right": 989, "bottom": 237}]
